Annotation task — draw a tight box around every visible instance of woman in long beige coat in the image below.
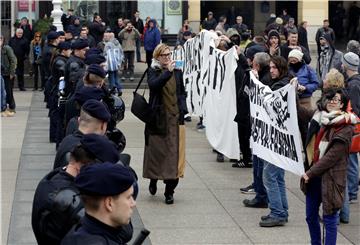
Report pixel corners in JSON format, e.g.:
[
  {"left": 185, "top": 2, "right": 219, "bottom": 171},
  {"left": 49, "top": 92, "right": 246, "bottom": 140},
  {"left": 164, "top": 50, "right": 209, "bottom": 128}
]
[{"left": 143, "top": 43, "right": 187, "bottom": 204}]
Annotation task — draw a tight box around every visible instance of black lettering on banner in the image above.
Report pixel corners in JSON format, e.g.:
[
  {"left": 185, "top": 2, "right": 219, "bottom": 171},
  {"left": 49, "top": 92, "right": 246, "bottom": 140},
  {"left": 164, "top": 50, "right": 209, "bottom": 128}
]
[
  {"left": 219, "top": 54, "right": 226, "bottom": 91},
  {"left": 213, "top": 55, "right": 219, "bottom": 89},
  {"left": 251, "top": 116, "right": 298, "bottom": 162}
]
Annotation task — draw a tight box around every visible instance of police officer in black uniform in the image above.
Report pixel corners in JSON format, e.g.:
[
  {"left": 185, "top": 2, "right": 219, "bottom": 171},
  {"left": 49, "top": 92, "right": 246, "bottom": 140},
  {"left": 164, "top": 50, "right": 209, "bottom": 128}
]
[
  {"left": 61, "top": 162, "right": 136, "bottom": 245},
  {"left": 43, "top": 31, "right": 60, "bottom": 102},
  {"left": 54, "top": 98, "right": 109, "bottom": 169},
  {"left": 32, "top": 133, "right": 133, "bottom": 245},
  {"left": 48, "top": 41, "right": 72, "bottom": 148}
]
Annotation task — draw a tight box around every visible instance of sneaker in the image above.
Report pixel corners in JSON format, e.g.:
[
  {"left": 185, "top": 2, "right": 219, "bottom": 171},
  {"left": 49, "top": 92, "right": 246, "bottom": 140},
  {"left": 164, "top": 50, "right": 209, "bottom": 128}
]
[
  {"left": 129, "top": 77, "right": 134, "bottom": 81},
  {"left": 196, "top": 123, "right": 205, "bottom": 130},
  {"left": 243, "top": 198, "right": 268, "bottom": 208},
  {"left": 232, "top": 160, "right": 252, "bottom": 168},
  {"left": 121, "top": 77, "right": 126, "bottom": 81},
  {"left": 216, "top": 153, "right": 224, "bottom": 162},
  {"left": 259, "top": 217, "right": 286, "bottom": 227},
  {"left": 349, "top": 198, "right": 358, "bottom": 204},
  {"left": 184, "top": 116, "right": 192, "bottom": 122},
  {"left": 261, "top": 215, "right": 288, "bottom": 222},
  {"left": 240, "top": 184, "right": 255, "bottom": 194}
]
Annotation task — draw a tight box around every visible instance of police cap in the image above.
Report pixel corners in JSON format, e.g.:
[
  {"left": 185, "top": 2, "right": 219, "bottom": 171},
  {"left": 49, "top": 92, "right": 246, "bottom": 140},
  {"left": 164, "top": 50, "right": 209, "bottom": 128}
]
[
  {"left": 58, "top": 41, "right": 72, "bottom": 50},
  {"left": 80, "top": 134, "right": 120, "bottom": 163},
  {"left": 47, "top": 31, "right": 60, "bottom": 40},
  {"left": 74, "top": 86, "right": 105, "bottom": 106},
  {"left": 84, "top": 54, "right": 106, "bottom": 65},
  {"left": 75, "top": 162, "right": 134, "bottom": 196},
  {"left": 71, "top": 38, "right": 89, "bottom": 50},
  {"left": 87, "top": 64, "right": 106, "bottom": 78}
]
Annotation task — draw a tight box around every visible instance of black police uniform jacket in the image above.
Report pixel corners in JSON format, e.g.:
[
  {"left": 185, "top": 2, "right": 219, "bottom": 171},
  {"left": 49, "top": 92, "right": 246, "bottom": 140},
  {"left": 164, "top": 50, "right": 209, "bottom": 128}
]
[
  {"left": 61, "top": 213, "right": 129, "bottom": 245},
  {"left": 42, "top": 43, "right": 57, "bottom": 80},
  {"left": 48, "top": 55, "right": 68, "bottom": 111},
  {"left": 64, "top": 55, "right": 86, "bottom": 96},
  {"left": 31, "top": 168, "right": 83, "bottom": 245},
  {"left": 53, "top": 130, "right": 83, "bottom": 169}
]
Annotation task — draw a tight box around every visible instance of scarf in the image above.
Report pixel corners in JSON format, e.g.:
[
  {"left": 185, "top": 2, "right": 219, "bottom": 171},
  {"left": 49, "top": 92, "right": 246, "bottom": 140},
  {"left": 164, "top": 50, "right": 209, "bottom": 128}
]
[{"left": 319, "top": 46, "right": 332, "bottom": 81}]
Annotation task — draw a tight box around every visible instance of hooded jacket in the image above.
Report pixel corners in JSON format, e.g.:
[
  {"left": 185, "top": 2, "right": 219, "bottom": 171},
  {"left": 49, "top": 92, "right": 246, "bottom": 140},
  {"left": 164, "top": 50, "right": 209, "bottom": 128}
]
[
  {"left": 316, "top": 33, "right": 343, "bottom": 84},
  {"left": 144, "top": 20, "right": 161, "bottom": 52}
]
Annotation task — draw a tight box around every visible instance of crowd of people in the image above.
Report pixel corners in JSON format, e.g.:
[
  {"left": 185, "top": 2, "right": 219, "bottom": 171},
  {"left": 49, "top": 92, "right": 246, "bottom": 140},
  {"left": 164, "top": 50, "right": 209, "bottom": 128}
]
[{"left": 0, "top": 7, "right": 359, "bottom": 245}]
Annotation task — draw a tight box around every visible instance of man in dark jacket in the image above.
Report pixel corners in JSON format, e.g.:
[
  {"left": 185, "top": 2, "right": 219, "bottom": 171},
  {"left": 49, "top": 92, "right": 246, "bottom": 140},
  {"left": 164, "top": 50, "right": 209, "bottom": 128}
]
[
  {"left": 298, "top": 21, "right": 309, "bottom": 52},
  {"left": 315, "top": 19, "right": 336, "bottom": 55},
  {"left": 61, "top": 9, "right": 76, "bottom": 32},
  {"left": 9, "top": 28, "right": 30, "bottom": 91},
  {"left": 19, "top": 17, "right": 33, "bottom": 44},
  {"left": 202, "top": 11, "right": 217, "bottom": 31},
  {"left": 232, "top": 16, "right": 248, "bottom": 35},
  {"left": 316, "top": 33, "right": 343, "bottom": 84},
  {"left": 131, "top": 11, "right": 144, "bottom": 62},
  {"left": 342, "top": 52, "right": 360, "bottom": 206},
  {"left": 281, "top": 30, "right": 311, "bottom": 64},
  {"left": 89, "top": 13, "right": 106, "bottom": 45},
  {"left": 113, "top": 18, "right": 125, "bottom": 44},
  {"left": 61, "top": 163, "right": 136, "bottom": 245}
]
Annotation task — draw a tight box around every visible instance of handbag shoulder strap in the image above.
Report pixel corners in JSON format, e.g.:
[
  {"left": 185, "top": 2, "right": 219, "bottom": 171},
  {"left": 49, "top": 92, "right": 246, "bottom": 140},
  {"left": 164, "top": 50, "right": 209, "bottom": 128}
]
[{"left": 135, "top": 68, "right": 149, "bottom": 93}]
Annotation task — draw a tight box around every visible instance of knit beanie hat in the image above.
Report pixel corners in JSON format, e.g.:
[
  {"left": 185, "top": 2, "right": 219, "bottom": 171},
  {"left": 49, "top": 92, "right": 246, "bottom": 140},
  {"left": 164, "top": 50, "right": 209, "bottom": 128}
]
[
  {"left": 342, "top": 52, "right": 360, "bottom": 71},
  {"left": 288, "top": 49, "right": 304, "bottom": 62}
]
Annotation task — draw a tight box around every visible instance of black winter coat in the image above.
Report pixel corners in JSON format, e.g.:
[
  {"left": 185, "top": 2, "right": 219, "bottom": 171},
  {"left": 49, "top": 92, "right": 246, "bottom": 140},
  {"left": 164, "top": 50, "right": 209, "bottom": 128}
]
[
  {"left": 9, "top": 36, "right": 29, "bottom": 60},
  {"left": 64, "top": 55, "right": 86, "bottom": 96},
  {"left": 89, "top": 21, "right": 106, "bottom": 45},
  {"left": 346, "top": 74, "right": 360, "bottom": 116}
]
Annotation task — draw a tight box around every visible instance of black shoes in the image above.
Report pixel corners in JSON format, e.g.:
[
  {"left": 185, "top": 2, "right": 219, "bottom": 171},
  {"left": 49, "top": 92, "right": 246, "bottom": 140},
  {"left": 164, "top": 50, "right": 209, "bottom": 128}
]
[
  {"left": 216, "top": 153, "right": 224, "bottom": 162},
  {"left": 19, "top": 87, "right": 26, "bottom": 91},
  {"left": 165, "top": 194, "right": 174, "bottom": 204},
  {"left": 232, "top": 160, "right": 252, "bottom": 168},
  {"left": 243, "top": 198, "right": 268, "bottom": 208},
  {"left": 149, "top": 180, "right": 157, "bottom": 195}
]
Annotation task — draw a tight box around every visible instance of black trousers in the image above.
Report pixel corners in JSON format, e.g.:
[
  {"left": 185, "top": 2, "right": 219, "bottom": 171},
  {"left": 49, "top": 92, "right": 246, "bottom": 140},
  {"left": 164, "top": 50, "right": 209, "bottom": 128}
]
[
  {"left": 146, "top": 50, "right": 153, "bottom": 68},
  {"left": 16, "top": 59, "right": 25, "bottom": 89},
  {"left": 32, "top": 63, "right": 40, "bottom": 89},
  {"left": 123, "top": 51, "right": 135, "bottom": 76},
  {"left": 150, "top": 178, "right": 179, "bottom": 196},
  {"left": 237, "top": 120, "right": 252, "bottom": 163},
  {"left": 3, "top": 75, "right": 16, "bottom": 110}
]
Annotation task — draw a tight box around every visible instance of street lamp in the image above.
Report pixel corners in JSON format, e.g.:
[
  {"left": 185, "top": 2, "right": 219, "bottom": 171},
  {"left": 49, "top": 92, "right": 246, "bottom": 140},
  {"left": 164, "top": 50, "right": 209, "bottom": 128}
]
[{"left": 51, "top": 0, "right": 63, "bottom": 31}]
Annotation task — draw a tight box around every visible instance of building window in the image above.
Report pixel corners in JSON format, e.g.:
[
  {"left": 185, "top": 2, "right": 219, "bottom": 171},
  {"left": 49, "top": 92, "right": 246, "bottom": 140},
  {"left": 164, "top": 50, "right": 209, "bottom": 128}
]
[{"left": 62, "top": 0, "right": 99, "bottom": 21}]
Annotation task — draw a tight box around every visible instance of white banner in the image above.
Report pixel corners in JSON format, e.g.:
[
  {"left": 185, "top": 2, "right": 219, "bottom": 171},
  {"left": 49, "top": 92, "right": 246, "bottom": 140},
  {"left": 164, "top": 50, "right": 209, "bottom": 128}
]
[{"left": 248, "top": 72, "right": 304, "bottom": 176}]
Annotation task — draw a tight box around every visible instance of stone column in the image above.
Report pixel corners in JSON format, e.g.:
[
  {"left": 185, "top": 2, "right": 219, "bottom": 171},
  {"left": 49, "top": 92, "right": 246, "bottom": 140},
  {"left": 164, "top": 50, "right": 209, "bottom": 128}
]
[
  {"left": 188, "top": 0, "right": 201, "bottom": 32},
  {"left": 51, "top": 0, "right": 63, "bottom": 31},
  {"left": 298, "top": 0, "right": 328, "bottom": 51}
]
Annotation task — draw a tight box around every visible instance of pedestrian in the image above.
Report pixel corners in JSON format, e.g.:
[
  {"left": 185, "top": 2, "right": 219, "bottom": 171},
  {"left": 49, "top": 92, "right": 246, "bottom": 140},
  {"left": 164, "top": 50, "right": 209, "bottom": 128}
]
[
  {"left": 131, "top": 11, "right": 144, "bottom": 62},
  {"left": 144, "top": 43, "right": 188, "bottom": 204},
  {"left": 280, "top": 9, "right": 291, "bottom": 24},
  {"left": 315, "top": 19, "right": 336, "bottom": 55},
  {"left": 104, "top": 32, "right": 124, "bottom": 95},
  {"left": 61, "top": 9, "right": 75, "bottom": 32},
  {"left": 143, "top": 19, "right": 161, "bottom": 68},
  {"left": 79, "top": 26, "right": 96, "bottom": 48},
  {"left": 67, "top": 17, "right": 82, "bottom": 38},
  {"left": 119, "top": 22, "right": 140, "bottom": 81},
  {"left": 1, "top": 75, "right": 8, "bottom": 117},
  {"left": 298, "top": 21, "right": 309, "bottom": 53},
  {"left": 113, "top": 17, "right": 125, "bottom": 44},
  {"left": 215, "top": 16, "right": 228, "bottom": 34},
  {"left": 316, "top": 33, "right": 342, "bottom": 85},
  {"left": 302, "top": 88, "right": 355, "bottom": 245},
  {"left": 88, "top": 13, "right": 106, "bottom": 45},
  {"left": 9, "top": 28, "right": 30, "bottom": 91},
  {"left": 347, "top": 2, "right": 360, "bottom": 39},
  {"left": 260, "top": 56, "right": 290, "bottom": 227},
  {"left": 177, "top": 19, "right": 193, "bottom": 45},
  {"left": 202, "top": 11, "right": 217, "bottom": 31},
  {"left": 232, "top": 16, "right": 248, "bottom": 35},
  {"left": 288, "top": 49, "right": 318, "bottom": 109},
  {"left": 0, "top": 35, "right": 17, "bottom": 116},
  {"left": 341, "top": 52, "right": 360, "bottom": 203},
  {"left": 61, "top": 162, "right": 136, "bottom": 245},
  {"left": 281, "top": 30, "right": 311, "bottom": 64},
  {"left": 19, "top": 17, "right": 33, "bottom": 44},
  {"left": 29, "top": 32, "right": 42, "bottom": 91}
]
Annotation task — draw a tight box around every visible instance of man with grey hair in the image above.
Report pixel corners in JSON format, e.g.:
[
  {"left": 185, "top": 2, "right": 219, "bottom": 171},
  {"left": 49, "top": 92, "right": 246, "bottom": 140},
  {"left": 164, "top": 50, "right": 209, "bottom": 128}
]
[
  {"left": 9, "top": 28, "right": 29, "bottom": 91},
  {"left": 347, "top": 40, "right": 360, "bottom": 73}
]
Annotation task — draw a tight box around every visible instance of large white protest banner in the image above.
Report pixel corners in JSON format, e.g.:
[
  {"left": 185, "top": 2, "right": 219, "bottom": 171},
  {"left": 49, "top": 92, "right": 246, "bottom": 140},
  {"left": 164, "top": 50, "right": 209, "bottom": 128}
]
[
  {"left": 203, "top": 47, "right": 240, "bottom": 159},
  {"left": 248, "top": 72, "right": 304, "bottom": 176}
]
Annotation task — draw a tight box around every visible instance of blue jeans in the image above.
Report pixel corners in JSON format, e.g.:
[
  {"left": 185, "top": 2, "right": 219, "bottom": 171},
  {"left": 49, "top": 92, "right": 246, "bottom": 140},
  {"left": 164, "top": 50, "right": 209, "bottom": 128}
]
[
  {"left": 339, "top": 184, "right": 350, "bottom": 222},
  {"left": 263, "top": 161, "right": 288, "bottom": 219},
  {"left": 347, "top": 153, "right": 359, "bottom": 200},
  {"left": 306, "top": 177, "right": 338, "bottom": 245},
  {"left": 108, "top": 71, "right": 122, "bottom": 91},
  {"left": 1, "top": 75, "right": 6, "bottom": 111},
  {"left": 253, "top": 155, "right": 267, "bottom": 203}
]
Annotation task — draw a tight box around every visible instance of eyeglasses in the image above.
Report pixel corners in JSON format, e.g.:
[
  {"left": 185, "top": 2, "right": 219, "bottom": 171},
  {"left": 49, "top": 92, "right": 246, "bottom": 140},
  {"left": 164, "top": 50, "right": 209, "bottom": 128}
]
[
  {"left": 160, "top": 53, "right": 171, "bottom": 57},
  {"left": 329, "top": 97, "right": 341, "bottom": 103}
]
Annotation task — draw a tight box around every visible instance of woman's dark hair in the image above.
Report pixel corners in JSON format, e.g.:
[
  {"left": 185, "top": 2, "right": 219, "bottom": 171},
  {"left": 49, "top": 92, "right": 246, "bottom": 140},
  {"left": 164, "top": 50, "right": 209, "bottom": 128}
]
[
  {"left": 318, "top": 88, "right": 349, "bottom": 111},
  {"left": 270, "top": 56, "right": 288, "bottom": 79}
]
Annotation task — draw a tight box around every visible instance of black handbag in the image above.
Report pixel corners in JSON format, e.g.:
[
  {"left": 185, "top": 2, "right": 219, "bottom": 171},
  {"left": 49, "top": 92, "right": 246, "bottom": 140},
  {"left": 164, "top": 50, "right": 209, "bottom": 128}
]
[{"left": 131, "top": 68, "right": 154, "bottom": 124}]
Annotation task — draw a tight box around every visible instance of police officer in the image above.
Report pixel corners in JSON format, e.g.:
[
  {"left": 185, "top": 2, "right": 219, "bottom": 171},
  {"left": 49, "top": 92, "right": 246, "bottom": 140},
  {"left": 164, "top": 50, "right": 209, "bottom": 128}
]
[
  {"left": 43, "top": 31, "right": 61, "bottom": 98},
  {"left": 54, "top": 98, "right": 109, "bottom": 169},
  {"left": 61, "top": 162, "right": 136, "bottom": 245},
  {"left": 32, "top": 133, "right": 131, "bottom": 245},
  {"left": 64, "top": 38, "right": 88, "bottom": 97},
  {"left": 48, "top": 41, "right": 72, "bottom": 147},
  {"left": 64, "top": 64, "right": 107, "bottom": 129}
]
